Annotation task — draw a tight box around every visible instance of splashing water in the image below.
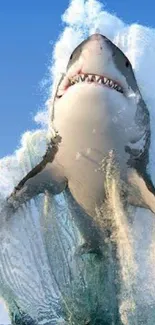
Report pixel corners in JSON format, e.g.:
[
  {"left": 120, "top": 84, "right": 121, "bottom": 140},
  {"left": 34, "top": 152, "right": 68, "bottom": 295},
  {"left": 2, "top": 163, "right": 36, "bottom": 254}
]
[
  {"left": 93, "top": 152, "right": 137, "bottom": 324},
  {"left": 1, "top": 0, "right": 155, "bottom": 323}
]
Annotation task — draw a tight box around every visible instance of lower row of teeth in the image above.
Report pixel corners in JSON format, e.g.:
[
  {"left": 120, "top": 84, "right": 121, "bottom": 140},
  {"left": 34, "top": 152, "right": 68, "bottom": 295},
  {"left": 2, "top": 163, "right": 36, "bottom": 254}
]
[{"left": 70, "top": 74, "right": 123, "bottom": 93}]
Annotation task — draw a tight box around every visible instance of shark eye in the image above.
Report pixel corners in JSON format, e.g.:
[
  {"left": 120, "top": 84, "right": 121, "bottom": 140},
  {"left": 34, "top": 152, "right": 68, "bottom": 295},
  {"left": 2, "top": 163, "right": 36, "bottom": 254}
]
[
  {"left": 70, "top": 53, "right": 73, "bottom": 60},
  {"left": 125, "top": 60, "right": 130, "bottom": 68}
]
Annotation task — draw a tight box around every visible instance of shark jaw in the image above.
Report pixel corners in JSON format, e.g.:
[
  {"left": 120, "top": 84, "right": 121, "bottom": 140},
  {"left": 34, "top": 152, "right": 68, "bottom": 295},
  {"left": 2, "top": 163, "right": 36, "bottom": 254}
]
[{"left": 56, "top": 72, "right": 124, "bottom": 99}]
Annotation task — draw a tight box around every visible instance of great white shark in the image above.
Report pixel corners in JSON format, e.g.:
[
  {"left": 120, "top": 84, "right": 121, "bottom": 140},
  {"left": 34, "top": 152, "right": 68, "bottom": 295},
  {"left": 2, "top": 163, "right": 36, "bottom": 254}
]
[
  {"left": 6, "top": 33, "right": 155, "bottom": 253},
  {"left": 1, "top": 33, "right": 155, "bottom": 324}
]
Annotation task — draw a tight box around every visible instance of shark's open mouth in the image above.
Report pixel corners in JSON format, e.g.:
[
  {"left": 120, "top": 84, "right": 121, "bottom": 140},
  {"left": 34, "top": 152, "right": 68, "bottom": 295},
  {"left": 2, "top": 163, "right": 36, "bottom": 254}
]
[{"left": 56, "top": 73, "right": 124, "bottom": 99}]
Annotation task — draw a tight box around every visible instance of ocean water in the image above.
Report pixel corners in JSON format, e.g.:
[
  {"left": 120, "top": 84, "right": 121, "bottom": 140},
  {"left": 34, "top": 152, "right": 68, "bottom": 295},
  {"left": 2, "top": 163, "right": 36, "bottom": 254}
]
[{"left": 1, "top": 0, "right": 155, "bottom": 323}]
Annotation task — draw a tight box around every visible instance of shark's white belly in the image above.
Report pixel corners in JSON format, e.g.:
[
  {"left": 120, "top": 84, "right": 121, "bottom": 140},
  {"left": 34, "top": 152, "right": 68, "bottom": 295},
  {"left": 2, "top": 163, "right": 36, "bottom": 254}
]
[{"left": 54, "top": 84, "right": 137, "bottom": 215}]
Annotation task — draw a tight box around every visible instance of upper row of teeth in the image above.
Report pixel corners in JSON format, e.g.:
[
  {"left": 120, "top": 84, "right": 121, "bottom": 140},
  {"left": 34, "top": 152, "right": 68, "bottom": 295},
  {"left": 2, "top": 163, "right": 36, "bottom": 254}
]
[{"left": 69, "top": 74, "right": 123, "bottom": 93}]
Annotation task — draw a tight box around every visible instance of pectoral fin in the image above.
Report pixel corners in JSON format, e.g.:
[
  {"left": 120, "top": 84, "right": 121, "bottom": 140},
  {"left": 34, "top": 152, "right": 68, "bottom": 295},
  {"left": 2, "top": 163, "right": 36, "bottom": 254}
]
[
  {"left": 126, "top": 168, "right": 155, "bottom": 213},
  {"left": 7, "top": 135, "right": 68, "bottom": 211}
]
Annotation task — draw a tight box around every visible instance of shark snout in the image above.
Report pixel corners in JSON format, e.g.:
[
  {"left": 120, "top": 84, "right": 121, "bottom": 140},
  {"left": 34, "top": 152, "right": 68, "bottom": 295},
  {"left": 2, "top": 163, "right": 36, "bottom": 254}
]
[
  {"left": 88, "top": 33, "right": 105, "bottom": 41},
  {"left": 83, "top": 33, "right": 109, "bottom": 57}
]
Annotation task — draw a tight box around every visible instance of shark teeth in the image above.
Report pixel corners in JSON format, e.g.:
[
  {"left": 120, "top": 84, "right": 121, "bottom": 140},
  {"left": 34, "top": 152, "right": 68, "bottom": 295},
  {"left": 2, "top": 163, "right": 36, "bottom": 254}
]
[{"left": 69, "top": 73, "right": 123, "bottom": 94}]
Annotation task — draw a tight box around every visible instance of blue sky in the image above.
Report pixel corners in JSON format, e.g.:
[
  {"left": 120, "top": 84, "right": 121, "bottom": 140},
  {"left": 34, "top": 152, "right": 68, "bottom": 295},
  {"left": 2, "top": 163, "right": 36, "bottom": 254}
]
[{"left": 0, "top": 0, "right": 155, "bottom": 158}]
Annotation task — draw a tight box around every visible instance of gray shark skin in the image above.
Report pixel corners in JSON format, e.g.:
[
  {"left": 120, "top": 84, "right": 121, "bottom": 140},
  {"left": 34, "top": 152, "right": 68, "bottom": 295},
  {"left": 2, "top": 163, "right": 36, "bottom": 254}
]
[{"left": 2, "top": 33, "right": 155, "bottom": 324}]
